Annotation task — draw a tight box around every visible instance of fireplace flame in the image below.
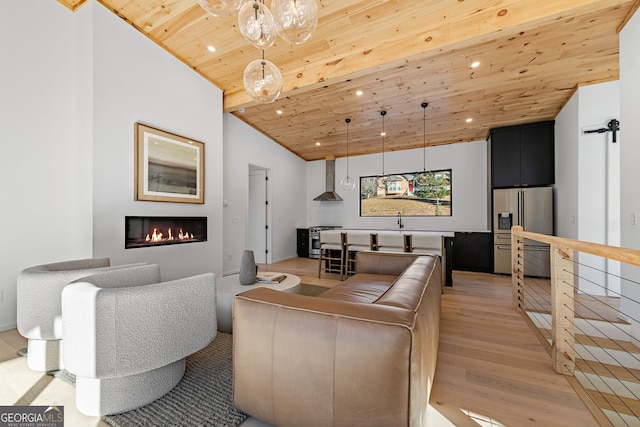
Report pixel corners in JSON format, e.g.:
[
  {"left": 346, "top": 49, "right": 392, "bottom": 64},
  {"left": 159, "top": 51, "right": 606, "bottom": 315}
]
[{"left": 145, "top": 227, "right": 195, "bottom": 243}]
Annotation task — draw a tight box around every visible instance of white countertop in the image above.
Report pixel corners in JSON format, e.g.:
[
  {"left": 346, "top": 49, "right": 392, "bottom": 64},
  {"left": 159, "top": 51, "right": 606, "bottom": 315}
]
[{"left": 338, "top": 229, "right": 455, "bottom": 237}]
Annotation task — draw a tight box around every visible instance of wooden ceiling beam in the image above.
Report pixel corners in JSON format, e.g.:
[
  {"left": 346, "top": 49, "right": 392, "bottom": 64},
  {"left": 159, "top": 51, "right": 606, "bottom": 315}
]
[{"left": 56, "top": 0, "right": 87, "bottom": 11}]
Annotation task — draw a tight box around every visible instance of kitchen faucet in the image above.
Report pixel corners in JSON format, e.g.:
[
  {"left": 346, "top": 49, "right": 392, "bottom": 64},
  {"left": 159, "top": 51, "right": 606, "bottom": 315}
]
[{"left": 397, "top": 212, "right": 404, "bottom": 229}]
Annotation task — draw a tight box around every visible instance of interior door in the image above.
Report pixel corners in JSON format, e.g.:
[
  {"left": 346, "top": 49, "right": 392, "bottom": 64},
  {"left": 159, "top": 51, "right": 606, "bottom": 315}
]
[{"left": 248, "top": 166, "right": 268, "bottom": 264}]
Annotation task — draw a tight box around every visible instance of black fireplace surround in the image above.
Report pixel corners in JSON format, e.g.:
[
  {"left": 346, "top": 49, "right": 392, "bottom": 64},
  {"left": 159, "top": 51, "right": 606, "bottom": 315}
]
[{"left": 125, "top": 216, "right": 207, "bottom": 249}]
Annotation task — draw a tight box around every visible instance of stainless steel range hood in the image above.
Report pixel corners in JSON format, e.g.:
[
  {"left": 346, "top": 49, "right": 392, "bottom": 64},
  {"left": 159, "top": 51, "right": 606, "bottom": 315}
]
[{"left": 313, "top": 157, "right": 343, "bottom": 201}]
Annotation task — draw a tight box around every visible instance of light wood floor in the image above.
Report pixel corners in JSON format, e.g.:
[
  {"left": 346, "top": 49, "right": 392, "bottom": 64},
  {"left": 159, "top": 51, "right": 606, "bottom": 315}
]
[{"left": 0, "top": 259, "right": 600, "bottom": 426}]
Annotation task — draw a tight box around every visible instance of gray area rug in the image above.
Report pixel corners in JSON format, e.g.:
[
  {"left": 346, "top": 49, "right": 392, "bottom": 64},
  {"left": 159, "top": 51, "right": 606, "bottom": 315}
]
[
  {"left": 17, "top": 284, "right": 329, "bottom": 426},
  {"left": 104, "top": 332, "right": 246, "bottom": 426},
  {"left": 36, "top": 333, "right": 247, "bottom": 426}
]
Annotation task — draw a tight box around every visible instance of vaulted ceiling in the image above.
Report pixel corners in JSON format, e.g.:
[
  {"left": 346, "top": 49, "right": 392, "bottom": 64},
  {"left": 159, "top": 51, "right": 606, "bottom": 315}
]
[{"left": 58, "top": 0, "right": 639, "bottom": 161}]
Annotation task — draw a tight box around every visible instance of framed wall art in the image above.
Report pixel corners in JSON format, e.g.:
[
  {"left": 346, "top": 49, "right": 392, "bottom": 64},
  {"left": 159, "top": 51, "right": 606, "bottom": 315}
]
[{"left": 135, "top": 123, "right": 204, "bottom": 204}]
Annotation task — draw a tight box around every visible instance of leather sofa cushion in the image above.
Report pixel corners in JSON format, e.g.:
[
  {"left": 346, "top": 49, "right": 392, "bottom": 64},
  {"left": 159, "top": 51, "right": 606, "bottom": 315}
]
[
  {"left": 318, "top": 273, "right": 397, "bottom": 303},
  {"left": 233, "top": 252, "right": 441, "bottom": 427},
  {"left": 376, "top": 256, "right": 438, "bottom": 312},
  {"left": 318, "top": 255, "right": 439, "bottom": 312}
]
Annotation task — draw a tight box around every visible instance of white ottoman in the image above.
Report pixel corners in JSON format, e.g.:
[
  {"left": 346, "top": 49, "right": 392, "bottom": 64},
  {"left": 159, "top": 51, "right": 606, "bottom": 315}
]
[{"left": 216, "top": 272, "right": 301, "bottom": 333}]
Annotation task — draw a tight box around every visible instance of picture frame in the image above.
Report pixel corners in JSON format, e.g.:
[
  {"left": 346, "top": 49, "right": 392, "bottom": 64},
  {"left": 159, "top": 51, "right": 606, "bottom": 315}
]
[{"left": 134, "top": 123, "right": 205, "bottom": 204}]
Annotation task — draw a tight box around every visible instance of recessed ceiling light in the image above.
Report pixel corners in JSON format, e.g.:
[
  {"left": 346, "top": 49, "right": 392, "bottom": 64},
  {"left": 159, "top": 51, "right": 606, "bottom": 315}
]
[
  {"left": 356, "top": 90, "right": 363, "bottom": 96},
  {"left": 207, "top": 45, "right": 216, "bottom": 52},
  {"left": 471, "top": 61, "right": 480, "bottom": 68},
  {"left": 466, "top": 118, "right": 473, "bottom": 123},
  {"left": 238, "top": 107, "right": 246, "bottom": 113},
  {"left": 276, "top": 109, "right": 283, "bottom": 115},
  {"left": 380, "top": 132, "right": 386, "bottom": 136},
  {"left": 315, "top": 142, "right": 321, "bottom": 146}
]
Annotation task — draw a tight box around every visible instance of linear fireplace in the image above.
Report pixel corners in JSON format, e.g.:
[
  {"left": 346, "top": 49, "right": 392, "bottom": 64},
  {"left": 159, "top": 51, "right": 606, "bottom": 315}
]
[{"left": 125, "top": 216, "right": 207, "bottom": 249}]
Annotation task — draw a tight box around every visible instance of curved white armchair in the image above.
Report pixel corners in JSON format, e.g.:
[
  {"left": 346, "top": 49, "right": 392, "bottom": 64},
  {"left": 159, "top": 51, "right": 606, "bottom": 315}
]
[
  {"left": 61, "top": 264, "right": 217, "bottom": 416},
  {"left": 17, "top": 257, "right": 146, "bottom": 371}
]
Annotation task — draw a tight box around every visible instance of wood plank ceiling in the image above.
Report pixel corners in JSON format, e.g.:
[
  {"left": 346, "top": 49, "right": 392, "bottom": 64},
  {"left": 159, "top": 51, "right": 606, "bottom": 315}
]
[{"left": 58, "top": 0, "right": 638, "bottom": 161}]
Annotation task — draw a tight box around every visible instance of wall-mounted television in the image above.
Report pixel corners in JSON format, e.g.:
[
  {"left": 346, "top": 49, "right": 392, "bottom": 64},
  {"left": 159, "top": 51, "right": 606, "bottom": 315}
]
[{"left": 360, "top": 169, "right": 452, "bottom": 217}]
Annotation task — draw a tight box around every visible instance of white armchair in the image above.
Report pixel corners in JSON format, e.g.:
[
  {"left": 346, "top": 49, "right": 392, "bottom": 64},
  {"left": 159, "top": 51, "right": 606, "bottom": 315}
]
[
  {"left": 17, "top": 257, "right": 146, "bottom": 371},
  {"left": 61, "top": 264, "right": 217, "bottom": 416}
]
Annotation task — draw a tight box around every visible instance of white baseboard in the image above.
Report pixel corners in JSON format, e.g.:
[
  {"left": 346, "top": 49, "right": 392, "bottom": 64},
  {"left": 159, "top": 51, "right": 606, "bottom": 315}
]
[
  {"left": 223, "top": 270, "right": 240, "bottom": 277},
  {"left": 271, "top": 255, "right": 300, "bottom": 264},
  {"left": 0, "top": 321, "right": 17, "bottom": 333}
]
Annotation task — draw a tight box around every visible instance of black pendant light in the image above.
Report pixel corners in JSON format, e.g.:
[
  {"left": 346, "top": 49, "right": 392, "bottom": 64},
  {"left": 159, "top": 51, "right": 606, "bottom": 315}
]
[
  {"left": 416, "top": 102, "right": 431, "bottom": 190},
  {"left": 421, "top": 102, "right": 429, "bottom": 171},
  {"left": 340, "top": 118, "right": 356, "bottom": 191},
  {"left": 377, "top": 110, "right": 387, "bottom": 189}
]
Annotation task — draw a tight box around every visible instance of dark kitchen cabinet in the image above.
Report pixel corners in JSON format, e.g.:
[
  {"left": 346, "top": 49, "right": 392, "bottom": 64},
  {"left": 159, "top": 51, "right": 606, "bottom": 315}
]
[
  {"left": 490, "top": 121, "right": 555, "bottom": 188},
  {"left": 297, "top": 228, "right": 309, "bottom": 258},
  {"left": 444, "top": 236, "right": 454, "bottom": 286},
  {"left": 452, "top": 232, "right": 493, "bottom": 273}
]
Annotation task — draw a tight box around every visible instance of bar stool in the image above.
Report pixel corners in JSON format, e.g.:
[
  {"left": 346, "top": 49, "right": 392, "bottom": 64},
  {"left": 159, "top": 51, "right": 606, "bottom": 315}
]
[
  {"left": 410, "top": 234, "right": 446, "bottom": 292},
  {"left": 318, "top": 230, "right": 345, "bottom": 279},
  {"left": 344, "top": 231, "right": 374, "bottom": 276},
  {"left": 377, "top": 232, "right": 409, "bottom": 252},
  {"left": 410, "top": 234, "right": 442, "bottom": 256}
]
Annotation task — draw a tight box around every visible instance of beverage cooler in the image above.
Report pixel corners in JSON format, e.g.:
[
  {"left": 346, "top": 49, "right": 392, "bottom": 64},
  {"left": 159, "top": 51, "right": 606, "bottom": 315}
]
[{"left": 493, "top": 187, "right": 553, "bottom": 277}]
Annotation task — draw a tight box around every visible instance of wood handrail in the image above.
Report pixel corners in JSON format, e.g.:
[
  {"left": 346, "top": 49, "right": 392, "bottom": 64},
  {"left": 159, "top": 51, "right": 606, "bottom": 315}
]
[
  {"left": 512, "top": 226, "right": 640, "bottom": 266},
  {"left": 511, "top": 225, "right": 622, "bottom": 425}
]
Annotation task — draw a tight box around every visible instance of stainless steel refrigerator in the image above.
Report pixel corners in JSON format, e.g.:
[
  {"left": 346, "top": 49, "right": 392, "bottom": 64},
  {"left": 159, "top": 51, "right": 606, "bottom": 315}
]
[{"left": 493, "top": 187, "right": 553, "bottom": 277}]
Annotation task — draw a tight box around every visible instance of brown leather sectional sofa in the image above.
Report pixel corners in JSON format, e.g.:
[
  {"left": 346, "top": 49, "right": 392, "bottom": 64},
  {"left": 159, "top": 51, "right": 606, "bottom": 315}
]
[{"left": 233, "top": 251, "right": 442, "bottom": 427}]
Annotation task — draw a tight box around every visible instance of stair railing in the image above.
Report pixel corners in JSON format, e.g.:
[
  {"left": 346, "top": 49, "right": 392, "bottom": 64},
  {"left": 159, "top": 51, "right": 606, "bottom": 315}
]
[{"left": 511, "top": 225, "right": 640, "bottom": 426}]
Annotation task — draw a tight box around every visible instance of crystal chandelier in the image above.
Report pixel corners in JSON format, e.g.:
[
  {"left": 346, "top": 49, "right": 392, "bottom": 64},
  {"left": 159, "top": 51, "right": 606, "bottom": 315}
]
[
  {"left": 238, "top": 0, "right": 278, "bottom": 49},
  {"left": 271, "top": 0, "right": 318, "bottom": 45},
  {"left": 197, "top": 0, "right": 243, "bottom": 18},
  {"left": 243, "top": 53, "right": 283, "bottom": 103},
  {"left": 198, "top": 0, "right": 319, "bottom": 103}
]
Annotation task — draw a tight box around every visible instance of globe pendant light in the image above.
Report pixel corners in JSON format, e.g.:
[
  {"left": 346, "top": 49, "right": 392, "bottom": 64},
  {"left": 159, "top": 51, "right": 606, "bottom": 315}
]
[
  {"left": 271, "top": 0, "right": 318, "bottom": 45},
  {"left": 243, "top": 52, "right": 283, "bottom": 103},
  {"left": 198, "top": 0, "right": 243, "bottom": 18},
  {"left": 377, "top": 111, "right": 388, "bottom": 189},
  {"left": 238, "top": 0, "right": 278, "bottom": 49},
  {"left": 340, "top": 118, "right": 356, "bottom": 192}
]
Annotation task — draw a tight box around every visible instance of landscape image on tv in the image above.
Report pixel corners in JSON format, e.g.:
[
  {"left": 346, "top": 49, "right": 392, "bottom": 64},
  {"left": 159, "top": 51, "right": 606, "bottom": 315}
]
[{"left": 360, "top": 169, "right": 451, "bottom": 217}]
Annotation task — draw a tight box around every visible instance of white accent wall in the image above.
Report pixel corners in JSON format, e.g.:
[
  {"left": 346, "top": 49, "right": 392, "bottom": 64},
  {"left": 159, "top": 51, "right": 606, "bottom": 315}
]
[
  {"left": 555, "top": 93, "right": 580, "bottom": 240},
  {"left": 620, "top": 8, "right": 640, "bottom": 339},
  {"left": 0, "top": 0, "right": 224, "bottom": 331},
  {"left": 307, "top": 140, "right": 489, "bottom": 232},
  {"left": 223, "top": 114, "right": 307, "bottom": 274},
  {"left": 0, "top": 1, "right": 86, "bottom": 331},
  {"left": 86, "top": 3, "right": 224, "bottom": 281},
  {"left": 555, "top": 81, "right": 621, "bottom": 296}
]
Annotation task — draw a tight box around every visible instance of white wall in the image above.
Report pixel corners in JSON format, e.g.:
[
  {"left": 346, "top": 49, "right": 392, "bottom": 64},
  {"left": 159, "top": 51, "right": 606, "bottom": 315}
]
[
  {"left": 223, "top": 113, "right": 307, "bottom": 275},
  {"left": 620, "top": 9, "right": 640, "bottom": 338},
  {"left": 0, "top": 0, "right": 225, "bottom": 332},
  {"left": 87, "top": 2, "right": 224, "bottom": 280},
  {"left": 555, "top": 82, "right": 621, "bottom": 295},
  {"left": 555, "top": 93, "right": 580, "bottom": 240},
  {"left": 577, "top": 82, "right": 620, "bottom": 250},
  {"left": 578, "top": 82, "right": 621, "bottom": 296},
  {"left": 0, "top": 1, "right": 90, "bottom": 331},
  {"left": 306, "top": 140, "right": 489, "bottom": 231}
]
